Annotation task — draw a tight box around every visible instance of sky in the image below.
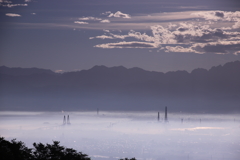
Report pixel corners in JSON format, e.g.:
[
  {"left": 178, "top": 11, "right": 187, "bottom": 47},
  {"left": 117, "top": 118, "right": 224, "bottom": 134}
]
[{"left": 0, "top": 0, "right": 240, "bottom": 73}]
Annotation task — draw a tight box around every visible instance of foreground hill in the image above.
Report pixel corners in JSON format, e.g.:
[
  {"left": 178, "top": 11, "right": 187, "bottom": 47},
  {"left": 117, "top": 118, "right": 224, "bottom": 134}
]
[{"left": 0, "top": 61, "right": 240, "bottom": 113}]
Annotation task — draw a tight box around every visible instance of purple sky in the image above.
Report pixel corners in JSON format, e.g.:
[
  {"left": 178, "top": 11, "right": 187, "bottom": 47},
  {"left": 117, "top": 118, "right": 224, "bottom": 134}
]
[{"left": 0, "top": 0, "right": 240, "bottom": 72}]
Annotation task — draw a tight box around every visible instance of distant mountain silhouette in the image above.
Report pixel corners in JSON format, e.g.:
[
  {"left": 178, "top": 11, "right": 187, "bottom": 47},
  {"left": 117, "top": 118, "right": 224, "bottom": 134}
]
[
  {"left": 0, "top": 61, "right": 240, "bottom": 113},
  {"left": 0, "top": 66, "right": 56, "bottom": 76}
]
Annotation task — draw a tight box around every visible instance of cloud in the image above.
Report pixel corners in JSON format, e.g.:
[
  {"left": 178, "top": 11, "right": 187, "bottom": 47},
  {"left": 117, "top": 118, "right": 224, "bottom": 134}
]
[
  {"left": 100, "top": 19, "right": 110, "bottom": 23},
  {"left": 192, "top": 11, "right": 240, "bottom": 29},
  {"left": 74, "top": 21, "right": 88, "bottom": 24},
  {"left": 5, "top": 13, "right": 21, "bottom": 17},
  {"left": 215, "top": 12, "right": 224, "bottom": 18},
  {"left": 89, "top": 35, "right": 114, "bottom": 40},
  {"left": 55, "top": 70, "right": 64, "bottom": 73},
  {"left": 233, "top": 20, "right": 240, "bottom": 29},
  {"left": 9, "top": 9, "right": 239, "bottom": 55},
  {"left": 234, "top": 51, "right": 240, "bottom": 55},
  {"left": 163, "top": 41, "right": 240, "bottom": 54},
  {"left": 90, "top": 10, "right": 240, "bottom": 54},
  {"left": 108, "top": 11, "right": 131, "bottom": 19},
  {"left": 0, "top": 0, "right": 30, "bottom": 7},
  {"left": 193, "top": 41, "right": 240, "bottom": 54},
  {"left": 102, "top": 11, "right": 112, "bottom": 15},
  {"left": 1, "top": 3, "right": 27, "bottom": 7},
  {"left": 164, "top": 46, "right": 197, "bottom": 53},
  {"left": 78, "top": 17, "right": 102, "bottom": 21},
  {"left": 94, "top": 41, "right": 158, "bottom": 49},
  {"left": 0, "top": 0, "right": 12, "bottom": 3}
]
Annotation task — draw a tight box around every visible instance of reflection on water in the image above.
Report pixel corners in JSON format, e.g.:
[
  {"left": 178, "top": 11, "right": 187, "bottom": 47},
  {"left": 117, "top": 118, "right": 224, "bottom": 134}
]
[{"left": 0, "top": 111, "right": 240, "bottom": 160}]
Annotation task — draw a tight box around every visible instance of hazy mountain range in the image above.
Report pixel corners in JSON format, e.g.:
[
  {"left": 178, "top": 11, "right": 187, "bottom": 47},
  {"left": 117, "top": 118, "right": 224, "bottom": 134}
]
[{"left": 0, "top": 61, "right": 240, "bottom": 113}]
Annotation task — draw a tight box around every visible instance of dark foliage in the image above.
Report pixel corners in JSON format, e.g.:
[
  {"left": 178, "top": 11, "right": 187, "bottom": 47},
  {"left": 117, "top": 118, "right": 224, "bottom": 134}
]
[
  {"left": 119, "top": 158, "right": 136, "bottom": 160},
  {"left": 32, "top": 141, "right": 90, "bottom": 160},
  {"left": 0, "top": 137, "right": 90, "bottom": 160},
  {"left": 0, "top": 137, "right": 33, "bottom": 160},
  {"left": 0, "top": 137, "right": 135, "bottom": 160}
]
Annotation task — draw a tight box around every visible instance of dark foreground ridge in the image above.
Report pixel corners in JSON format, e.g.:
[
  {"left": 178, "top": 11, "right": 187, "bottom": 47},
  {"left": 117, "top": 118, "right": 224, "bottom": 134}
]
[
  {"left": 0, "top": 61, "right": 240, "bottom": 113},
  {"left": 0, "top": 137, "right": 136, "bottom": 160}
]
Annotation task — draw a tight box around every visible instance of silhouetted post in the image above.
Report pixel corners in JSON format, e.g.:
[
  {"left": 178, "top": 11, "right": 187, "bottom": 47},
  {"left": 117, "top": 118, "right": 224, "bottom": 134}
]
[
  {"left": 158, "top": 112, "right": 160, "bottom": 121},
  {"left": 63, "top": 115, "right": 66, "bottom": 125},
  {"left": 165, "top": 106, "right": 168, "bottom": 122},
  {"left": 181, "top": 118, "right": 183, "bottom": 123},
  {"left": 67, "top": 115, "right": 71, "bottom": 125}
]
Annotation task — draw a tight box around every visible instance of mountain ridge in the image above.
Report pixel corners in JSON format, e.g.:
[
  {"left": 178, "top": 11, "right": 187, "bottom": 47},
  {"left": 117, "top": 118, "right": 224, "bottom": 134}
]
[
  {"left": 1, "top": 60, "right": 239, "bottom": 76},
  {"left": 0, "top": 61, "right": 240, "bottom": 112}
]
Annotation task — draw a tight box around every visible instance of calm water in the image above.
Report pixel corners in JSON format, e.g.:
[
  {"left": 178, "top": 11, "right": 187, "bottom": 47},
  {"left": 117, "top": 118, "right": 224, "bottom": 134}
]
[{"left": 0, "top": 111, "right": 240, "bottom": 160}]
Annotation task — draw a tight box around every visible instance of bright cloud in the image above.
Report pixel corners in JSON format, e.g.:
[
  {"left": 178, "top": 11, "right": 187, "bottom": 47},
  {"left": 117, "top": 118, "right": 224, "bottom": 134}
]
[
  {"left": 192, "top": 11, "right": 240, "bottom": 29},
  {"left": 5, "top": 13, "right": 21, "bottom": 17},
  {"left": 163, "top": 41, "right": 240, "bottom": 54},
  {"left": 74, "top": 21, "right": 89, "bottom": 24},
  {"left": 108, "top": 11, "right": 131, "bottom": 19},
  {"left": 164, "top": 46, "right": 197, "bottom": 53},
  {"left": 100, "top": 19, "right": 110, "bottom": 23},
  {"left": 1, "top": 3, "right": 27, "bottom": 7},
  {"left": 90, "top": 10, "right": 240, "bottom": 54},
  {"left": 78, "top": 17, "right": 102, "bottom": 21},
  {"left": 95, "top": 41, "right": 158, "bottom": 49},
  {"left": 89, "top": 35, "right": 114, "bottom": 40}
]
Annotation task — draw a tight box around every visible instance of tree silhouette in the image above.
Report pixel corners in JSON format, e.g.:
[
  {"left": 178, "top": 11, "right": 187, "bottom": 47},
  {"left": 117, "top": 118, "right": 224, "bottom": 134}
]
[
  {"left": 0, "top": 137, "right": 33, "bottom": 160},
  {"left": 32, "top": 141, "right": 90, "bottom": 160},
  {"left": 1, "top": 137, "right": 136, "bottom": 160},
  {"left": 0, "top": 137, "right": 90, "bottom": 160},
  {"left": 119, "top": 158, "right": 136, "bottom": 160}
]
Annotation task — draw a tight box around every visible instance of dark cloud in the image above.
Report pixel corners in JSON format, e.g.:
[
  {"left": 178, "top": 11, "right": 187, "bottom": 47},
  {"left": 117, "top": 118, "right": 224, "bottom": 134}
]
[
  {"left": 201, "top": 43, "right": 240, "bottom": 54},
  {"left": 193, "top": 29, "right": 228, "bottom": 42},
  {"left": 178, "top": 28, "right": 188, "bottom": 32},
  {"left": 215, "top": 11, "right": 224, "bottom": 18},
  {"left": 174, "top": 28, "right": 229, "bottom": 43}
]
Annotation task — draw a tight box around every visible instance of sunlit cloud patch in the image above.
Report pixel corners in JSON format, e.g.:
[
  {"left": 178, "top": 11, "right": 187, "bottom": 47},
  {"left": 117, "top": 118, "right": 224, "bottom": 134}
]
[
  {"left": 5, "top": 13, "right": 21, "bottom": 17},
  {"left": 94, "top": 41, "right": 158, "bottom": 49},
  {"left": 108, "top": 11, "right": 131, "bottom": 19},
  {"left": 74, "top": 21, "right": 89, "bottom": 25},
  {"left": 88, "top": 10, "right": 240, "bottom": 55}
]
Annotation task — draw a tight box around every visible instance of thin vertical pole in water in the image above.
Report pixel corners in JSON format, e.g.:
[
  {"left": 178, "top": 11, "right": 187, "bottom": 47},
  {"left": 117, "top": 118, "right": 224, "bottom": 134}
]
[
  {"left": 63, "top": 115, "right": 66, "bottom": 125},
  {"left": 165, "top": 106, "right": 168, "bottom": 122},
  {"left": 158, "top": 112, "right": 160, "bottom": 121},
  {"left": 181, "top": 118, "right": 183, "bottom": 123},
  {"left": 67, "top": 115, "right": 70, "bottom": 125}
]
